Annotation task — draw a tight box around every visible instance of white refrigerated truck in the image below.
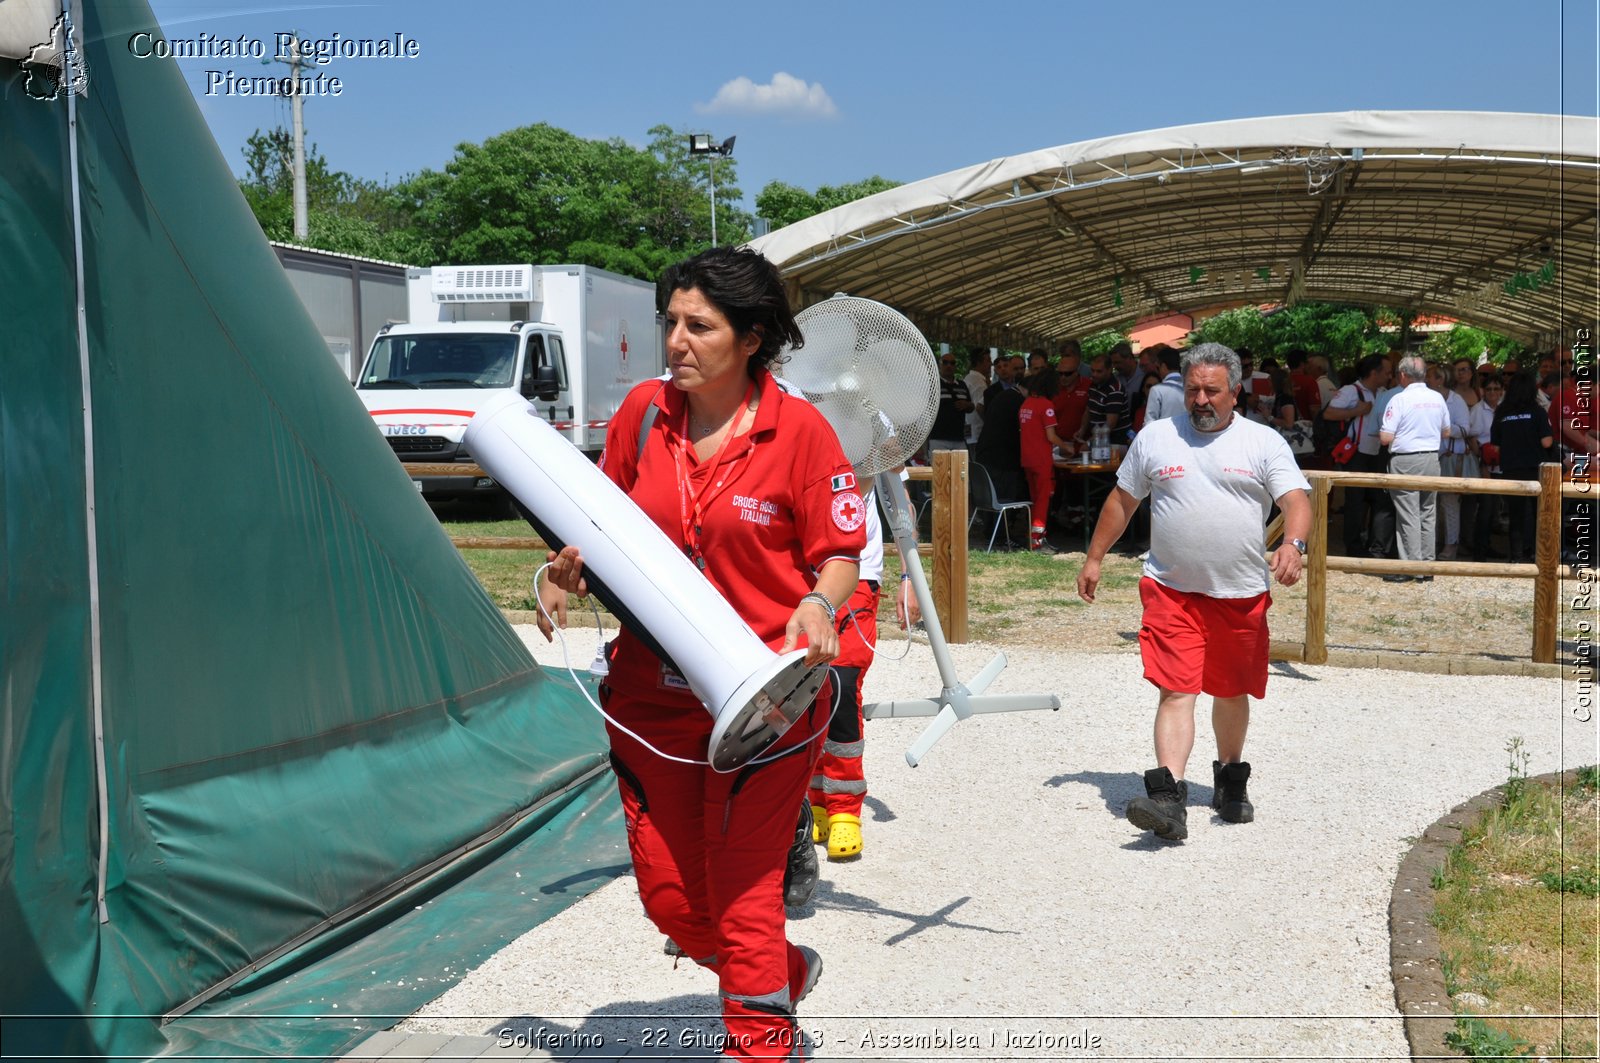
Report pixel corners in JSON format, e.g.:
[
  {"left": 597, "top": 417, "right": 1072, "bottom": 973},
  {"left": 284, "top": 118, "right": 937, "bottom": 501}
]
[{"left": 355, "top": 263, "right": 664, "bottom": 498}]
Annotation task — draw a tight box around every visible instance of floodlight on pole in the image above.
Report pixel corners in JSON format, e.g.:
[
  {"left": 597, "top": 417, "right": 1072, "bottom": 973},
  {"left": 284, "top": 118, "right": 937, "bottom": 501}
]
[{"left": 687, "top": 133, "right": 736, "bottom": 246}]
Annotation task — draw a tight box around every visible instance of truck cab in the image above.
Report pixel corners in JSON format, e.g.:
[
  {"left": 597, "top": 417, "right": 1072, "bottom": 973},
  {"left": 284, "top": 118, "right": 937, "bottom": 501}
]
[
  {"left": 358, "top": 320, "right": 566, "bottom": 497},
  {"left": 355, "top": 263, "right": 663, "bottom": 498}
]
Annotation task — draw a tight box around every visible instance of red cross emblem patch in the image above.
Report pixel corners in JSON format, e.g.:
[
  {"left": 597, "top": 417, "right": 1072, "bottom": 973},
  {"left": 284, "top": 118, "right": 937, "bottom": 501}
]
[{"left": 831, "top": 491, "right": 866, "bottom": 532}]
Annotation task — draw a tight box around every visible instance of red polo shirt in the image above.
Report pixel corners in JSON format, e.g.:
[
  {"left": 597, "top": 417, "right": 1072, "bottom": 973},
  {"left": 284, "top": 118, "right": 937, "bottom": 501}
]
[
  {"left": 1056, "top": 376, "right": 1092, "bottom": 439},
  {"left": 598, "top": 370, "right": 865, "bottom": 701},
  {"left": 1289, "top": 370, "right": 1322, "bottom": 417}
]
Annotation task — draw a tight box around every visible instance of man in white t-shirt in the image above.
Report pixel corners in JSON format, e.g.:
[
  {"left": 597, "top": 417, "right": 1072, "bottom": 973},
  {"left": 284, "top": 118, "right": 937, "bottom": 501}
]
[
  {"left": 1076, "top": 343, "right": 1310, "bottom": 842},
  {"left": 964, "top": 351, "right": 991, "bottom": 446},
  {"left": 1324, "top": 353, "right": 1393, "bottom": 557},
  {"left": 1379, "top": 356, "right": 1452, "bottom": 580}
]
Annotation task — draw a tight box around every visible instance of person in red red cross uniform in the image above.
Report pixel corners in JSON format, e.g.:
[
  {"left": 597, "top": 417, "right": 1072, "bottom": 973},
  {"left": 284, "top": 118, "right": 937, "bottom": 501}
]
[{"left": 540, "top": 248, "right": 864, "bottom": 1060}]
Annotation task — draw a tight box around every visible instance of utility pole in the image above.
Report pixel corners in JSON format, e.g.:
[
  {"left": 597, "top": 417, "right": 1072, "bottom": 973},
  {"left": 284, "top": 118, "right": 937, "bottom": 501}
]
[{"left": 268, "top": 33, "right": 309, "bottom": 241}]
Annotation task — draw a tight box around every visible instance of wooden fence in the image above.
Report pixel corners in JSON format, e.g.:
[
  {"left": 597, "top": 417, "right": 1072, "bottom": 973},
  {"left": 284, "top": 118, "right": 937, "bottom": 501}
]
[
  {"left": 428, "top": 451, "right": 978, "bottom": 644},
  {"left": 1271, "top": 463, "right": 1579, "bottom": 665},
  {"left": 435, "top": 453, "right": 1579, "bottom": 664}
]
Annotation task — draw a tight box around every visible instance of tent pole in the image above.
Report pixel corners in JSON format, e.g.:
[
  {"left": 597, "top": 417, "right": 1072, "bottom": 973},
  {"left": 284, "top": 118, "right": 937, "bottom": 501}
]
[{"left": 63, "top": 0, "right": 110, "bottom": 925}]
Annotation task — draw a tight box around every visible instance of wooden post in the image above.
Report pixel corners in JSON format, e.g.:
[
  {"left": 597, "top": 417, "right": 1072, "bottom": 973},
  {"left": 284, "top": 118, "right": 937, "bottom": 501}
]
[
  {"left": 1532, "top": 462, "right": 1562, "bottom": 663},
  {"left": 931, "top": 449, "right": 970, "bottom": 644},
  {"left": 1305, "top": 477, "right": 1330, "bottom": 665}
]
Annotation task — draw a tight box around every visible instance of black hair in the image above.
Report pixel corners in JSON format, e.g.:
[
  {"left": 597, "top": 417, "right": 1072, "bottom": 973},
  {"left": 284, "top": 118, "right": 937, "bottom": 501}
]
[
  {"left": 1497, "top": 371, "right": 1540, "bottom": 420},
  {"left": 1286, "top": 348, "right": 1309, "bottom": 370},
  {"left": 1356, "top": 352, "right": 1388, "bottom": 381},
  {"left": 658, "top": 247, "right": 803, "bottom": 379},
  {"left": 1030, "top": 368, "right": 1060, "bottom": 397}
]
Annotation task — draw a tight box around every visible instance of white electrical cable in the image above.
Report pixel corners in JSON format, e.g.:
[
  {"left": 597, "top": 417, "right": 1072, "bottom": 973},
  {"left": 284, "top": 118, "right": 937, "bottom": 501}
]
[{"left": 531, "top": 563, "right": 839, "bottom": 768}]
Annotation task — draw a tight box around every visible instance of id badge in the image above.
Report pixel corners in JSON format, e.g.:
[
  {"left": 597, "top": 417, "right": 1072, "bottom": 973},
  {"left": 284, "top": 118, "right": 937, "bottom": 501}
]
[{"left": 658, "top": 660, "right": 692, "bottom": 692}]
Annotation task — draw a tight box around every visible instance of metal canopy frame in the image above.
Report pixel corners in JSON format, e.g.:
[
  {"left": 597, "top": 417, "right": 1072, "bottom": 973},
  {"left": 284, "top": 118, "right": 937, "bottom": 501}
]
[{"left": 749, "top": 111, "right": 1599, "bottom": 350}]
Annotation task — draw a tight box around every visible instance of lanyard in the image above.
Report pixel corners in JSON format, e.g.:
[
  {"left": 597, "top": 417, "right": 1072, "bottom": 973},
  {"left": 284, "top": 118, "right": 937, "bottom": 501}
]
[{"left": 672, "top": 382, "right": 755, "bottom": 570}]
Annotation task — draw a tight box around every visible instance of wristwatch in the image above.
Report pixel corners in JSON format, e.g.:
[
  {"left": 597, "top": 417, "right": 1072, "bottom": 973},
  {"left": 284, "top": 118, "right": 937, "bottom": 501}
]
[{"left": 1290, "top": 538, "right": 1308, "bottom": 555}]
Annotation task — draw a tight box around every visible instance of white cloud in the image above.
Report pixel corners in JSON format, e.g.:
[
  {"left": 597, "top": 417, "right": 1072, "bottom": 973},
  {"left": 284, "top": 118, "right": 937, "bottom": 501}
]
[{"left": 696, "top": 72, "right": 838, "bottom": 119}]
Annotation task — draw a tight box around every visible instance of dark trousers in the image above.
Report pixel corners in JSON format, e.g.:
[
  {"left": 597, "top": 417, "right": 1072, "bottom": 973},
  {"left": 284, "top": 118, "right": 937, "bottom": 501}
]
[
  {"left": 1341, "top": 450, "right": 1395, "bottom": 557},
  {"left": 1502, "top": 467, "right": 1539, "bottom": 559}
]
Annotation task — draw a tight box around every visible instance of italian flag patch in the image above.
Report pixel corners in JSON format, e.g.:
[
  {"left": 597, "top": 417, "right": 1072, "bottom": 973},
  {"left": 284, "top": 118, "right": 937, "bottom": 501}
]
[{"left": 830, "top": 472, "right": 857, "bottom": 493}]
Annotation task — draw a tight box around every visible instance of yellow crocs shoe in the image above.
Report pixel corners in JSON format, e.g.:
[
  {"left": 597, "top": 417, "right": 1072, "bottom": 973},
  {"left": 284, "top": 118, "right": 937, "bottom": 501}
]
[
  {"left": 826, "top": 814, "right": 862, "bottom": 860},
  {"left": 810, "top": 805, "right": 830, "bottom": 844}
]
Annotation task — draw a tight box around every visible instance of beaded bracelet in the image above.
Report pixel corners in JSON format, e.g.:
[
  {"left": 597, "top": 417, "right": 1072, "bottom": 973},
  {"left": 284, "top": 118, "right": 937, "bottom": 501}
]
[{"left": 798, "top": 591, "right": 837, "bottom": 624}]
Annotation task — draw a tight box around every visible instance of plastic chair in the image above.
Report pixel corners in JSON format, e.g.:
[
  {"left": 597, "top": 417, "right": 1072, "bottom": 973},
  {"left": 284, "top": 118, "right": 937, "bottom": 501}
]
[{"left": 969, "top": 462, "right": 1032, "bottom": 551}]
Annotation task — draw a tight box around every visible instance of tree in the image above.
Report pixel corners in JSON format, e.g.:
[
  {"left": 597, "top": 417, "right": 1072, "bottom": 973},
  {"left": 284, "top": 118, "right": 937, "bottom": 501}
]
[
  {"left": 1189, "top": 306, "right": 1268, "bottom": 354},
  {"left": 389, "top": 123, "right": 751, "bottom": 280},
  {"left": 755, "top": 175, "right": 900, "bottom": 230},
  {"left": 238, "top": 127, "right": 427, "bottom": 263},
  {"left": 1081, "top": 328, "right": 1132, "bottom": 361},
  {"left": 1419, "top": 323, "right": 1522, "bottom": 366}
]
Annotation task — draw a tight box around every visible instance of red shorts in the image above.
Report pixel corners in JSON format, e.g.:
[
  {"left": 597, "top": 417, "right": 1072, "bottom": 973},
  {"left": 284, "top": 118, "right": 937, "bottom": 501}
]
[{"left": 1138, "top": 577, "right": 1271, "bottom": 699}]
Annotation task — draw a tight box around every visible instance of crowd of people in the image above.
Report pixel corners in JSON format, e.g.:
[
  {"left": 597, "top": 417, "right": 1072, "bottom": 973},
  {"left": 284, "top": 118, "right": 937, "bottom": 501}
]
[{"left": 938, "top": 337, "right": 1592, "bottom": 565}]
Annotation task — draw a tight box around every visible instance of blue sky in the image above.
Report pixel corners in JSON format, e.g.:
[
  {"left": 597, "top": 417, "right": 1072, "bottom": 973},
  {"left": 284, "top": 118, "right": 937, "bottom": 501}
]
[{"left": 142, "top": 0, "right": 1597, "bottom": 212}]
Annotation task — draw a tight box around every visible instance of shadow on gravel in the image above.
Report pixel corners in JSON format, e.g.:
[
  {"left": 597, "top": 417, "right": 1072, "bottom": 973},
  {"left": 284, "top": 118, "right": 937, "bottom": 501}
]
[
  {"left": 1269, "top": 660, "right": 1319, "bottom": 681},
  {"left": 1046, "top": 768, "right": 1219, "bottom": 819},
  {"left": 538, "top": 862, "right": 633, "bottom": 895},
  {"left": 862, "top": 795, "right": 897, "bottom": 824},
  {"left": 803, "top": 883, "right": 1017, "bottom": 946}
]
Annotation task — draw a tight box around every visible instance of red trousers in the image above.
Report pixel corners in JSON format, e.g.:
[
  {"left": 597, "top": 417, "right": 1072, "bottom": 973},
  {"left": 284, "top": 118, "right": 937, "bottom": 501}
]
[
  {"left": 603, "top": 680, "right": 828, "bottom": 1060},
  {"left": 1023, "top": 463, "right": 1054, "bottom": 535},
  {"left": 809, "top": 581, "right": 879, "bottom": 818}
]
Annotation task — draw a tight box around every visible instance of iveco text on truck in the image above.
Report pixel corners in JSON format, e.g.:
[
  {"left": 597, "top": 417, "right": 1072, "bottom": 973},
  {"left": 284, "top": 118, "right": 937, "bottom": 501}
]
[{"left": 356, "top": 263, "right": 664, "bottom": 497}]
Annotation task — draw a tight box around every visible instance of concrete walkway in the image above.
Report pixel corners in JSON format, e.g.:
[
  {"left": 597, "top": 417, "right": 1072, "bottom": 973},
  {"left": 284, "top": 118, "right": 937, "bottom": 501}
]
[{"left": 342, "top": 633, "right": 1581, "bottom": 1062}]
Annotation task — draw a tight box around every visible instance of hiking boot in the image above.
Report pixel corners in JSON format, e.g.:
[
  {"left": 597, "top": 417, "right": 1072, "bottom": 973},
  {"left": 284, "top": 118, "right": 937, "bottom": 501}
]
[
  {"left": 783, "top": 800, "right": 820, "bottom": 908},
  {"left": 825, "top": 813, "right": 862, "bottom": 860},
  {"left": 1211, "top": 760, "right": 1255, "bottom": 823},
  {"left": 1125, "top": 767, "right": 1188, "bottom": 840},
  {"left": 792, "top": 945, "right": 823, "bottom": 1007}
]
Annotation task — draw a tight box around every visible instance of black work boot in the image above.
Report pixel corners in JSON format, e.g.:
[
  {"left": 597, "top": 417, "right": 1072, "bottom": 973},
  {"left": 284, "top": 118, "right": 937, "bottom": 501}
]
[
  {"left": 1126, "top": 767, "right": 1188, "bottom": 841},
  {"left": 783, "top": 799, "right": 820, "bottom": 908},
  {"left": 1211, "top": 760, "right": 1255, "bottom": 823}
]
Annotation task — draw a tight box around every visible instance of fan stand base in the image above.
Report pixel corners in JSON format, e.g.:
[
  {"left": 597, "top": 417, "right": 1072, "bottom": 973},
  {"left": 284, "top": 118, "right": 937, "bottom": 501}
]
[{"left": 707, "top": 651, "right": 827, "bottom": 773}]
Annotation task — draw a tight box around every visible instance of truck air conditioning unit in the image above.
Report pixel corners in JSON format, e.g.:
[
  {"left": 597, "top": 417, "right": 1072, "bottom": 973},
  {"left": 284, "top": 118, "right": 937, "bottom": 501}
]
[{"left": 430, "top": 265, "right": 541, "bottom": 303}]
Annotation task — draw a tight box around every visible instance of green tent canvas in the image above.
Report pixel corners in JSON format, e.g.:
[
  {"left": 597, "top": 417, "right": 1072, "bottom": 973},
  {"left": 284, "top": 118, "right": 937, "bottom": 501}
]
[{"left": 1, "top": 2, "right": 621, "bottom": 1058}]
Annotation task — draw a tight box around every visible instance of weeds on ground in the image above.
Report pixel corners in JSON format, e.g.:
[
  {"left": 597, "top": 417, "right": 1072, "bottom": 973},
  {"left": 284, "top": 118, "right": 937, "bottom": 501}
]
[
  {"left": 1430, "top": 744, "right": 1600, "bottom": 1057},
  {"left": 1445, "top": 1016, "right": 1532, "bottom": 1059}
]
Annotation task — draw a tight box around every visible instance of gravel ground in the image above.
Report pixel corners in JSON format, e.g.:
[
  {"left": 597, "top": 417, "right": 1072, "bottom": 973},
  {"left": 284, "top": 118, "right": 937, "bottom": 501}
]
[{"left": 402, "top": 627, "right": 1586, "bottom": 1061}]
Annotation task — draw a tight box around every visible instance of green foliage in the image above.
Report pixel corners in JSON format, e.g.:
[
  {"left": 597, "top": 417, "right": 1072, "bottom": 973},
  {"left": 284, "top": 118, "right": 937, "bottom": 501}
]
[
  {"left": 1420, "top": 323, "right": 1525, "bottom": 367},
  {"left": 1503, "top": 735, "right": 1531, "bottom": 812},
  {"left": 238, "top": 127, "right": 426, "bottom": 263},
  {"left": 1190, "top": 306, "right": 1268, "bottom": 353},
  {"left": 1445, "top": 1016, "right": 1533, "bottom": 1059},
  {"left": 1538, "top": 862, "right": 1600, "bottom": 896},
  {"left": 755, "top": 175, "right": 901, "bottom": 230},
  {"left": 239, "top": 121, "right": 754, "bottom": 280},
  {"left": 1189, "top": 302, "right": 1396, "bottom": 369},
  {"left": 1578, "top": 764, "right": 1600, "bottom": 791},
  {"left": 1081, "top": 328, "right": 1132, "bottom": 361}
]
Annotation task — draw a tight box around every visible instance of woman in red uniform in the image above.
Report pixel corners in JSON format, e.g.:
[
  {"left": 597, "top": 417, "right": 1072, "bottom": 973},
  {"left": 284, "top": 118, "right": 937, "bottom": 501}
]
[
  {"left": 539, "top": 247, "right": 864, "bottom": 1060},
  {"left": 1018, "top": 368, "right": 1068, "bottom": 553}
]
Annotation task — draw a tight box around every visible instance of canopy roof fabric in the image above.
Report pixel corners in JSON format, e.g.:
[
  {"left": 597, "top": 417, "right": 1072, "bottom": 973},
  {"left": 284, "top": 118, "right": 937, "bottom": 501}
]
[{"left": 749, "top": 111, "right": 1599, "bottom": 350}]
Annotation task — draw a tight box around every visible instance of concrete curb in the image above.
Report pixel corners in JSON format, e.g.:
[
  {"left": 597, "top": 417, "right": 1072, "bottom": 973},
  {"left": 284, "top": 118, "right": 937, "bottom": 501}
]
[{"left": 1389, "top": 769, "right": 1583, "bottom": 1059}]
